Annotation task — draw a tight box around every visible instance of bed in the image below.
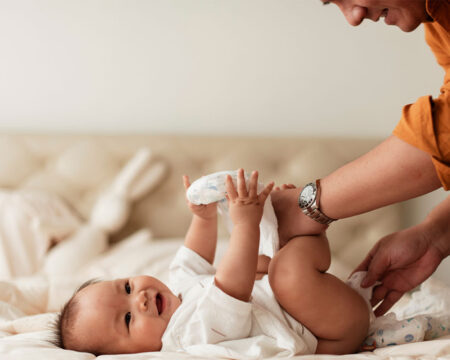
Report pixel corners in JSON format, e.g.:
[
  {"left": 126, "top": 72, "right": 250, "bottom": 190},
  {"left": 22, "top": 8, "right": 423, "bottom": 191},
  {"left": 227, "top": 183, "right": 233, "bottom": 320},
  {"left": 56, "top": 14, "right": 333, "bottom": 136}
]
[{"left": 0, "top": 133, "right": 449, "bottom": 359}]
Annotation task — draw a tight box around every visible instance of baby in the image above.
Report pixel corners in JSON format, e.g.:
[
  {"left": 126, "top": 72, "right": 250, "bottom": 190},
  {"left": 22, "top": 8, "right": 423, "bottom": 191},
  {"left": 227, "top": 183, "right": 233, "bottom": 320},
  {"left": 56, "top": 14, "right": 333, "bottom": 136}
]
[{"left": 53, "top": 169, "right": 369, "bottom": 357}]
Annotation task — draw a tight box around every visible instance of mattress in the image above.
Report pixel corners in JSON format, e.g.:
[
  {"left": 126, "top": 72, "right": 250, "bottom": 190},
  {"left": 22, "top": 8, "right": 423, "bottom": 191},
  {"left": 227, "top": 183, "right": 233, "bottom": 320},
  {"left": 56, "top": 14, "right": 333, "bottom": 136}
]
[{"left": 1, "top": 231, "right": 449, "bottom": 360}]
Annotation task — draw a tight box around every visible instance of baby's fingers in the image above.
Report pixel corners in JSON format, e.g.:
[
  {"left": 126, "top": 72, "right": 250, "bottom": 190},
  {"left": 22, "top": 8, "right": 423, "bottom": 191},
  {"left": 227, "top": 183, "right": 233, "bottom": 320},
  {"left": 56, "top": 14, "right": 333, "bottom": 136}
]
[
  {"left": 248, "top": 171, "right": 258, "bottom": 198},
  {"left": 237, "top": 168, "right": 248, "bottom": 197},
  {"left": 226, "top": 174, "right": 238, "bottom": 200},
  {"left": 183, "top": 175, "right": 191, "bottom": 190},
  {"left": 259, "top": 181, "right": 274, "bottom": 203}
]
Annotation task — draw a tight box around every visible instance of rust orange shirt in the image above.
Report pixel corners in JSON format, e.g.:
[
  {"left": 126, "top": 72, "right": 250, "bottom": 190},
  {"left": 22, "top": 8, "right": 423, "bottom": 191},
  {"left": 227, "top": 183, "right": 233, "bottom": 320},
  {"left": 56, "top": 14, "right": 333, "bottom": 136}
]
[{"left": 393, "top": 0, "right": 450, "bottom": 189}]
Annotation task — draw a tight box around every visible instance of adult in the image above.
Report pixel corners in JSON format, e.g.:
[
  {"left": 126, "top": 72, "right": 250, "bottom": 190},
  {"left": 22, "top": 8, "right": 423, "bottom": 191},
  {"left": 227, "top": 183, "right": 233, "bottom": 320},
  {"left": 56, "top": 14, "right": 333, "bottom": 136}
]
[{"left": 271, "top": 0, "right": 449, "bottom": 317}]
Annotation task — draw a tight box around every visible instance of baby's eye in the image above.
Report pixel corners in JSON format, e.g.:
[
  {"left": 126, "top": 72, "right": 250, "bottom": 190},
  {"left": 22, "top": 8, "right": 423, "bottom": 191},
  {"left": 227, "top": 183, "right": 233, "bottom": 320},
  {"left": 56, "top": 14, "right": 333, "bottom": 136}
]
[
  {"left": 125, "top": 312, "right": 131, "bottom": 328},
  {"left": 125, "top": 281, "right": 131, "bottom": 294}
]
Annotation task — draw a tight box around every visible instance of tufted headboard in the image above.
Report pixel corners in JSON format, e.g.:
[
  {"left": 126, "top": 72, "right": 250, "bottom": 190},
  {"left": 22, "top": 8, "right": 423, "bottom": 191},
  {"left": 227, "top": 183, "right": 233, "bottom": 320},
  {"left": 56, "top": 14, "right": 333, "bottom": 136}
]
[{"left": 0, "top": 134, "right": 402, "bottom": 270}]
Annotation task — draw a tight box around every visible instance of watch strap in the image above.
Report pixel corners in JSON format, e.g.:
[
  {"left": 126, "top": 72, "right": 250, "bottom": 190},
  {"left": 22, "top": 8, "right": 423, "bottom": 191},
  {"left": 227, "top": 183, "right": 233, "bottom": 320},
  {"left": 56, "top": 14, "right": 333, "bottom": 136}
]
[{"left": 299, "top": 179, "right": 336, "bottom": 225}]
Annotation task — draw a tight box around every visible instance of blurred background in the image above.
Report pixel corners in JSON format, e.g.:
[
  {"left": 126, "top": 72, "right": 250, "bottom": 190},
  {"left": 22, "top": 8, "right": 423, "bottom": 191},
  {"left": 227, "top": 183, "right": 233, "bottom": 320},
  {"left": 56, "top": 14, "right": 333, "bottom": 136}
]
[{"left": 0, "top": 0, "right": 448, "bottom": 282}]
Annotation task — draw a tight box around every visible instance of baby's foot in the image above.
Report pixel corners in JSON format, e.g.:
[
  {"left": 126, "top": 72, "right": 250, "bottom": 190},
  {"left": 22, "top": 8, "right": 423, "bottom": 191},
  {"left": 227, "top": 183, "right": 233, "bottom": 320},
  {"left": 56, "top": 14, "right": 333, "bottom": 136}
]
[{"left": 271, "top": 184, "right": 327, "bottom": 248}]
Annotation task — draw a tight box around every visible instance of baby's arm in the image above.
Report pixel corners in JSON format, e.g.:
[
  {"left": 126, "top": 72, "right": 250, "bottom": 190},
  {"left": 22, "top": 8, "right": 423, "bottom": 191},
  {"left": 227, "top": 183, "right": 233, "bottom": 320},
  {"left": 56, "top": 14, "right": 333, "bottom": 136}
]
[
  {"left": 183, "top": 175, "right": 218, "bottom": 264},
  {"left": 214, "top": 169, "right": 274, "bottom": 301}
]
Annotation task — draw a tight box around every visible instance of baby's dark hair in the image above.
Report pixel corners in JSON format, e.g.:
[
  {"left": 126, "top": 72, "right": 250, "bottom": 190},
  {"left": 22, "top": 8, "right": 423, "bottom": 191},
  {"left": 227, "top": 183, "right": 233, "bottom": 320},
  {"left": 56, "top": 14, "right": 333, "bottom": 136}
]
[{"left": 51, "top": 279, "right": 101, "bottom": 352}]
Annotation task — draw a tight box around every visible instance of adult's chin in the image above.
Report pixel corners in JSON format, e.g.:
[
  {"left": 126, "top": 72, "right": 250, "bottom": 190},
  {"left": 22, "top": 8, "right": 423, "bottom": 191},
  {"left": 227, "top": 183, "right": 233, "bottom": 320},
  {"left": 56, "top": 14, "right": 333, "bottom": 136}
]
[
  {"left": 386, "top": 17, "right": 422, "bottom": 32},
  {"left": 399, "top": 22, "right": 422, "bottom": 32}
]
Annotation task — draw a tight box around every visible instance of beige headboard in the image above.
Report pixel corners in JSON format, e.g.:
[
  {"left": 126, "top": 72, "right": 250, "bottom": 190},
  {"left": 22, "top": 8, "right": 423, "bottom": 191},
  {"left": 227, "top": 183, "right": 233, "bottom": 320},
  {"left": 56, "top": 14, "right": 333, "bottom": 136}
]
[{"left": 0, "top": 134, "right": 402, "bottom": 269}]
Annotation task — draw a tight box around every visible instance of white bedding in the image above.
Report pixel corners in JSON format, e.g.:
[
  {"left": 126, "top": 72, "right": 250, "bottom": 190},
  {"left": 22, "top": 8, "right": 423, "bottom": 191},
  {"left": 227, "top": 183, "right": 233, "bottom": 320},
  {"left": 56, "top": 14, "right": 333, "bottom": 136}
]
[{"left": 0, "top": 231, "right": 450, "bottom": 359}]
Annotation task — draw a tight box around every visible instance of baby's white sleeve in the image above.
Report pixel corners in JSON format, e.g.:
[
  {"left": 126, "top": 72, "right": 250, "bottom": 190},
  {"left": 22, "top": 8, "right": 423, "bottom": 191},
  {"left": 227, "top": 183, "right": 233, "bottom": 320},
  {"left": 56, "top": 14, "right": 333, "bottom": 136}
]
[
  {"left": 177, "top": 281, "right": 253, "bottom": 347},
  {"left": 169, "top": 246, "right": 216, "bottom": 292}
]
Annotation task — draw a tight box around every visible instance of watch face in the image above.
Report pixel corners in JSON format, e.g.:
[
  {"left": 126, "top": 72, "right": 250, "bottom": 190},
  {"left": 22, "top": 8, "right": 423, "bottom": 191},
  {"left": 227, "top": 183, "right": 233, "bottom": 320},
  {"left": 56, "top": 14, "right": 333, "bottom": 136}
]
[{"left": 299, "top": 184, "right": 316, "bottom": 208}]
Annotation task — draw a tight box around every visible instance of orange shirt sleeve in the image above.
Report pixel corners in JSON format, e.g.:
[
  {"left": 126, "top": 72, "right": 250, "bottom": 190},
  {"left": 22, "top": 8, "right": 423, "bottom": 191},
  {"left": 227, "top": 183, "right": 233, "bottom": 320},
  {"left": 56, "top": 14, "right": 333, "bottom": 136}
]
[{"left": 393, "top": 2, "right": 450, "bottom": 190}]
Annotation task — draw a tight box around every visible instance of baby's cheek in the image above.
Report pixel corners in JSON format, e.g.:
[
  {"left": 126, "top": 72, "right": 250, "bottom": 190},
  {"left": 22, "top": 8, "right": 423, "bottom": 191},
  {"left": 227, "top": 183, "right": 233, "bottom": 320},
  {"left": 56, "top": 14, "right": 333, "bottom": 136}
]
[{"left": 133, "top": 318, "right": 164, "bottom": 351}]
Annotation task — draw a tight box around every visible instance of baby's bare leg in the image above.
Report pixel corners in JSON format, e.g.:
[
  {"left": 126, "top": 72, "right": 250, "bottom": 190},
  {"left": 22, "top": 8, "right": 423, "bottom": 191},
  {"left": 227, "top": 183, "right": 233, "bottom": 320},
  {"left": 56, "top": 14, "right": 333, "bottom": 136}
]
[{"left": 268, "top": 234, "right": 369, "bottom": 354}]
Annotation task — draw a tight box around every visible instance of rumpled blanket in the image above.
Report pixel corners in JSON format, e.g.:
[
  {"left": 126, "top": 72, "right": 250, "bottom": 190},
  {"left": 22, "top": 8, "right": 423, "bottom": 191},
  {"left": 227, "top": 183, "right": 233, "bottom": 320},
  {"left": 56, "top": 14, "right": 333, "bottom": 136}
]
[{"left": 0, "top": 190, "right": 82, "bottom": 278}]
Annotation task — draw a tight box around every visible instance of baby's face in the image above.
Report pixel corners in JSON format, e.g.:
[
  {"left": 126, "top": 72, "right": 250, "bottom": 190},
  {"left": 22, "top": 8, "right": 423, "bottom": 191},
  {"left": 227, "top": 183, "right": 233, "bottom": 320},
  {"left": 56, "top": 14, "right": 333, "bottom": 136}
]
[{"left": 70, "top": 276, "right": 181, "bottom": 354}]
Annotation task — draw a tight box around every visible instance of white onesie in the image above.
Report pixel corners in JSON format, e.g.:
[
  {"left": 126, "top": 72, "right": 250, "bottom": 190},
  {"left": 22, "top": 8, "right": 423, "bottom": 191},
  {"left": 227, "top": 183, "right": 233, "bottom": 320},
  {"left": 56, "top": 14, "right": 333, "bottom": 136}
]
[{"left": 161, "top": 246, "right": 318, "bottom": 359}]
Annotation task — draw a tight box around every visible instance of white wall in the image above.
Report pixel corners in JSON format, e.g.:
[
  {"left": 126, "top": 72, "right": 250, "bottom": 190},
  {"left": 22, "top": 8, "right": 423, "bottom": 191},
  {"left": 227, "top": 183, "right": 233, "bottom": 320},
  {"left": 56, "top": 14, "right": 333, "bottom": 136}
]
[
  {"left": 0, "top": 0, "right": 444, "bottom": 137},
  {"left": 0, "top": 1, "right": 448, "bottom": 284}
]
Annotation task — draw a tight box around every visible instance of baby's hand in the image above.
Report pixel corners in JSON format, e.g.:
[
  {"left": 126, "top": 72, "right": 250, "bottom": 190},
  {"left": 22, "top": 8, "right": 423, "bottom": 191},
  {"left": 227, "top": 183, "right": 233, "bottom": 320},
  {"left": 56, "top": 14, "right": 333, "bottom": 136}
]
[
  {"left": 183, "top": 175, "right": 217, "bottom": 220},
  {"left": 226, "top": 168, "right": 274, "bottom": 226}
]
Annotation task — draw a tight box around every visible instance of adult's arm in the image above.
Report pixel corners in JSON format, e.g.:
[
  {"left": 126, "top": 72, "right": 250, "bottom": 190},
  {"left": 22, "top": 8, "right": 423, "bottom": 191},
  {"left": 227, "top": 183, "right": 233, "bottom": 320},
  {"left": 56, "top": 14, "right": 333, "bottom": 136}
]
[
  {"left": 320, "top": 135, "right": 442, "bottom": 219},
  {"left": 272, "top": 135, "right": 442, "bottom": 243}
]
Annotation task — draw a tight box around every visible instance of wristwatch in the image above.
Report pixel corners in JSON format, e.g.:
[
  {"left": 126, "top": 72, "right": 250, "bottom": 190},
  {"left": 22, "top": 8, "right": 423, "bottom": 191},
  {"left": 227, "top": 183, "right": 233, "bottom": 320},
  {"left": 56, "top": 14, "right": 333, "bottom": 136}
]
[{"left": 298, "top": 179, "right": 336, "bottom": 225}]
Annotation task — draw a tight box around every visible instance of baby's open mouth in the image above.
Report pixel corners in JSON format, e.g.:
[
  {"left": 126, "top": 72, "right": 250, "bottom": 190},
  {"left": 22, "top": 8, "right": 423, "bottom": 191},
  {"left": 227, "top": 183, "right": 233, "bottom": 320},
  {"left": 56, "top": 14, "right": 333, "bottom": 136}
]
[{"left": 156, "top": 293, "right": 163, "bottom": 315}]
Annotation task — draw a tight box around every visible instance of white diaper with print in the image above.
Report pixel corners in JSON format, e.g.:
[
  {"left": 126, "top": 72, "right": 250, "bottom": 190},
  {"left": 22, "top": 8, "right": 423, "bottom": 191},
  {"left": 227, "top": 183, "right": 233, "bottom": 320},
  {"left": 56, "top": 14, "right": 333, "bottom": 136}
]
[
  {"left": 347, "top": 272, "right": 450, "bottom": 350},
  {"left": 186, "top": 170, "right": 279, "bottom": 257}
]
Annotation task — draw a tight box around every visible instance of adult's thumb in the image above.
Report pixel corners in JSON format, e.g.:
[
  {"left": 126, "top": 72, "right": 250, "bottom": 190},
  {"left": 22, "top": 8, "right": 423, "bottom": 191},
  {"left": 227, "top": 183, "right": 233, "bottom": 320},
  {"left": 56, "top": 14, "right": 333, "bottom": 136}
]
[{"left": 361, "top": 256, "right": 388, "bottom": 287}]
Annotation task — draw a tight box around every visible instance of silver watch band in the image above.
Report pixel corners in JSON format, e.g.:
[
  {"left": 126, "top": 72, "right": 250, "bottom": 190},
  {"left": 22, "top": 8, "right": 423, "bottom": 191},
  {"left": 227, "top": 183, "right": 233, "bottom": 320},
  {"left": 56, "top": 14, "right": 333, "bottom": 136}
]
[
  {"left": 299, "top": 179, "right": 336, "bottom": 225},
  {"left": 301, "top": 206, "right": 335, "bottom": 225}
]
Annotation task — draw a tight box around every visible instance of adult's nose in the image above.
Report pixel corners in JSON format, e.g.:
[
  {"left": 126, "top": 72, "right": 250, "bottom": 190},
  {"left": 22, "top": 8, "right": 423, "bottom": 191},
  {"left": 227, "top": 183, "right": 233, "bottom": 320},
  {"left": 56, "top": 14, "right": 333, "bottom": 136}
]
[{"left": 343, "top": 6, "right": 367, "bottom": 26}]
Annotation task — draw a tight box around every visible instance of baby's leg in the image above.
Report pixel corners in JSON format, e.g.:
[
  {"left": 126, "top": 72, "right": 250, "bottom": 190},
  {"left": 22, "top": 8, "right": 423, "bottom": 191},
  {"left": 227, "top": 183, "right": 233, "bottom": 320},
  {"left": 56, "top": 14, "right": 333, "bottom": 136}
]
[{"left": 268, "top": 234, "right": 369, "bottom": 354}]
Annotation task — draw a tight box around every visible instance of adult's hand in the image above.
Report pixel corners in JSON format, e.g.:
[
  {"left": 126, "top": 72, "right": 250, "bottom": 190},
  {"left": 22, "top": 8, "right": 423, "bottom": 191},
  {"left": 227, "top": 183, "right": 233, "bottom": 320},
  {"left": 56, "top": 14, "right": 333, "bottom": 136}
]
[
  {"left": 354, "top": 226, "right": 443, "bottom": 316},
  {"left": 354, "top": 196, "right": 450, "bottom": 316}
]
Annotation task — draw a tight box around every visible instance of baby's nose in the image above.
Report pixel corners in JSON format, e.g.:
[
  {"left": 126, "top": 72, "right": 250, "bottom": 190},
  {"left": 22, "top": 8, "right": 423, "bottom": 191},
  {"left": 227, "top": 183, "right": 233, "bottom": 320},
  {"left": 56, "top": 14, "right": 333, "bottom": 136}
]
[{"left": 136, "top": 290, "right": 148, "bottom": 312}]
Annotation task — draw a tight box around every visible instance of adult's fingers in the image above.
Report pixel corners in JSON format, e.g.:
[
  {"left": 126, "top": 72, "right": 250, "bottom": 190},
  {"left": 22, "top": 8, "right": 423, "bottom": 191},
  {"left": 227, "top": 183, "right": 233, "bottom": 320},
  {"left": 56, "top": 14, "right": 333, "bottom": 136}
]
[
  {"left": 248, "top": 171, "right": 258, "bottom": 198},
  {"left": 351, "top": 251, "right": 378, "bottom": 287},
  {"left": 370, "top": 284, "right": 388, "bottom": 307},
  {"left": 226, "top": 174, "right": 238, "bottom": 200},
  {"left": 352, "top": 241, "right": 385, "bottom": 288},
  {"left": 362, "top": 251, "right": 390, "bottom": 288},
  {"left": 374, "top": 290, "right": 403, "bottom": 317},
  {"left": 352, "top": 253, "right": 373, "bottom": 275}
]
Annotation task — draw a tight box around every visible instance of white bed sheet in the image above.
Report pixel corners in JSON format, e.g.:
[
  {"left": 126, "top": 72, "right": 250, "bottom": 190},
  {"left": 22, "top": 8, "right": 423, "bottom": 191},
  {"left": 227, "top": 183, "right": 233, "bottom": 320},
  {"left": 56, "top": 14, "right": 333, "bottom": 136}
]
[{"left": 1, "top": 231, "right": 449, "bottom": 360}]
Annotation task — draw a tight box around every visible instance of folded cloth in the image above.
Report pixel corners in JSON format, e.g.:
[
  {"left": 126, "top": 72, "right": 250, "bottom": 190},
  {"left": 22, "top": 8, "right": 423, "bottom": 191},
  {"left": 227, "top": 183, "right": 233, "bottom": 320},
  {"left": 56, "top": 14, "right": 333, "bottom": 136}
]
[{"left": 186, "top": 170, "right": 279, "bottom": 257}]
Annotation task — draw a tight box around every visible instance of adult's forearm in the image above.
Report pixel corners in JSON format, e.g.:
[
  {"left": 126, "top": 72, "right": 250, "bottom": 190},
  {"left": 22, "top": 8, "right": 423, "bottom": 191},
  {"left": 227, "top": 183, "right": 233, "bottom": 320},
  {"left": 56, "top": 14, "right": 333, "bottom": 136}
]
[
  {"left": 320, "top": 136, "right": 442, "bottom": 219},
  {"left": 424, "top": 196, "right": 450, "bottom": 257}
]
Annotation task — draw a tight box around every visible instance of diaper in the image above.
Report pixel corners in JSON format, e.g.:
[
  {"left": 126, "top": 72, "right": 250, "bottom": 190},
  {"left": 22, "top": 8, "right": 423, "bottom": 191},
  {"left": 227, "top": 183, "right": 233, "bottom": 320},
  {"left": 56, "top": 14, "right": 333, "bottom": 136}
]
[
  {"left": 347, "top": 272, "right": 450, "bottom": 350},
  {"left": 186, "top": 170, "right": 279, "bottom": 257}
]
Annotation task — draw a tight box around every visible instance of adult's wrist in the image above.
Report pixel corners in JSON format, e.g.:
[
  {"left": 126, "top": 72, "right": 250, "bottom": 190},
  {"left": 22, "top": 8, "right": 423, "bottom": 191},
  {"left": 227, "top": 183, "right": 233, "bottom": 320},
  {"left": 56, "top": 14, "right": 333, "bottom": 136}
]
[{"left": 423, "top": 215, "right": 450, "bottom": 258}]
